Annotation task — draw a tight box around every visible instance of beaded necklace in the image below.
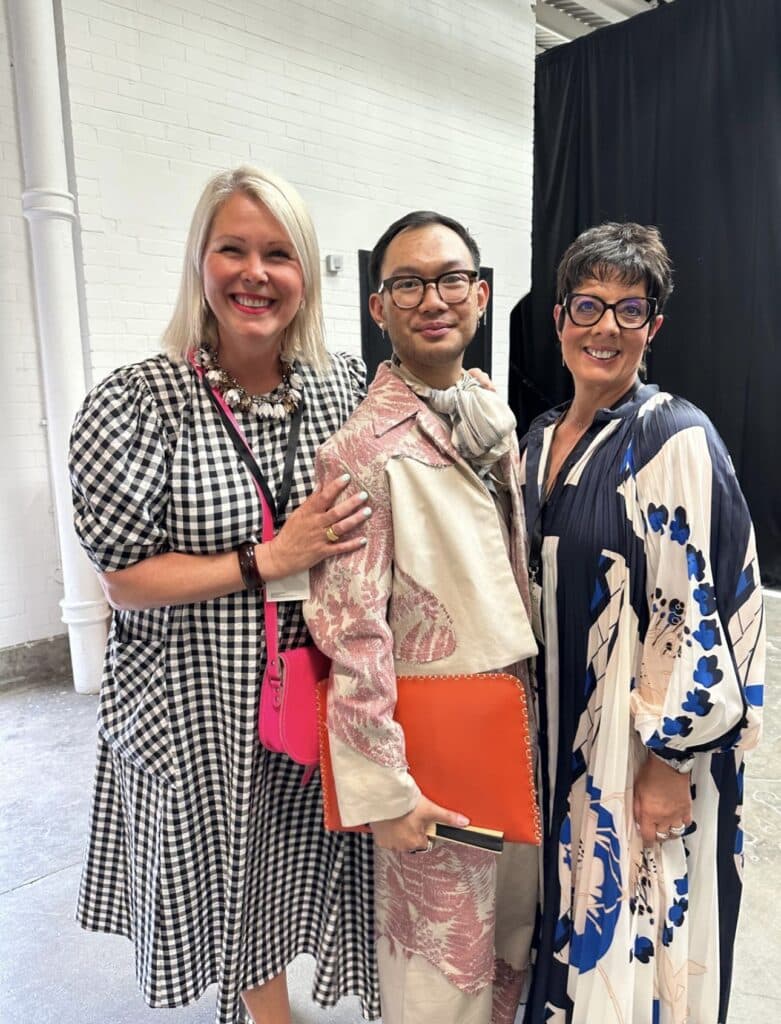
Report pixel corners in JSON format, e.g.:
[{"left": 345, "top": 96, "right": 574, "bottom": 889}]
[{"left": 195, "top": 345, "right": 303, "bottom": 419}]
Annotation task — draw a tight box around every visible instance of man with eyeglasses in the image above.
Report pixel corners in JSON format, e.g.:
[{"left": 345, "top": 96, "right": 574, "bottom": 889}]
[{"left": 305, "top": 211, "right": 539, "bottom": 1024}]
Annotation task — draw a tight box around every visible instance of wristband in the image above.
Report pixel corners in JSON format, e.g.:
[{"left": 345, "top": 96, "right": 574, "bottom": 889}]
[{"left": 237, "top": 541, "right": 263, "bottom": 592}]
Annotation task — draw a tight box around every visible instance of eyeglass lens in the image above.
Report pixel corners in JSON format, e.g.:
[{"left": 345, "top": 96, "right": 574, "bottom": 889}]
[
  {"left": 391, "top": 272, "right": 473, "bottom": 308},
  {"left": 569, "top": 294, "right": 652, "bottom": 328}
]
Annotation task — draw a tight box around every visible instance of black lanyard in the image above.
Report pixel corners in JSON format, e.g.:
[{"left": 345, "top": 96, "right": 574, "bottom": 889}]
[{"left": 202, "top": 377, "right": 304, "bottom": 528}]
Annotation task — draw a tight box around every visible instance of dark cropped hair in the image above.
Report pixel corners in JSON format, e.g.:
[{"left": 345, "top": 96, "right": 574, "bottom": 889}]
[
  {"left": 369, "top": 210, "right": 481, "bottom": 290},
  {"left": 556, "top": 222, "right": 674, "bottom": 310}
]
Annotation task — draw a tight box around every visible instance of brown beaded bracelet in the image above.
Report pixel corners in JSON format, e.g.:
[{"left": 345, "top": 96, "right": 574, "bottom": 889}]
[{"left": 237, "top": 541, "right": 263, "bottom": 592}]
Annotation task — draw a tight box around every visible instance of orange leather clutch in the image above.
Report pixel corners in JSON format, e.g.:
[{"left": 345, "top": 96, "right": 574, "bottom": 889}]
[{"left": 316, "top": 672, "right": 541, "bottom": 845}]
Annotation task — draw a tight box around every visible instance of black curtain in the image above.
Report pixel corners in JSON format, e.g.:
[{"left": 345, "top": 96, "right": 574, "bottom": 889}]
[{"left": 510, "top": 0, "right": 781, "bottom": 585}]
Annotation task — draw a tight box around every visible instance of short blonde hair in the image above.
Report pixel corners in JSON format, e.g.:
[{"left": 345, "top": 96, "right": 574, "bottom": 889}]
[{"left": 162, "top": 165, "right": 329, "bottom": 371}]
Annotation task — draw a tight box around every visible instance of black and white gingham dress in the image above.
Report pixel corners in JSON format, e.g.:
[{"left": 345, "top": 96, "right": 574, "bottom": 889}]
[{"left": 69, "top": 352, "right": 379, "bottom": 1024}]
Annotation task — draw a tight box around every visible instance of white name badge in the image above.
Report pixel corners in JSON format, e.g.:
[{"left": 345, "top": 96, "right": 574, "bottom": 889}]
[{"left": 265, "top": 569, "right": 311, "bottom": 603}]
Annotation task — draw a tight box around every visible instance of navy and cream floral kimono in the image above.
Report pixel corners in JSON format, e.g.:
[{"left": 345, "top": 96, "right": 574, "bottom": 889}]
[{"left": 521, "top": 384, "right": 764, "bottom": 1024}]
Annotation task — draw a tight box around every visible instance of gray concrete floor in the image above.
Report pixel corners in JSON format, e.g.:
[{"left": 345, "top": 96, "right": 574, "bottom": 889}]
[{"left": 1, "top": 596, "right": 779, "bottom": 1023}]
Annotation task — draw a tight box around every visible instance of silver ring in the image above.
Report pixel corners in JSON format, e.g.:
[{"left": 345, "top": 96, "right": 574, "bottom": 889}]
[
  {"left": 668, "top": 824, "right": 687, "bottom": 837},
  {"left": 655, "top": 830, "right": 670, "bottom": 842},
  {"left": 409, "top": 838, "right": 434, "bottom": 854}
]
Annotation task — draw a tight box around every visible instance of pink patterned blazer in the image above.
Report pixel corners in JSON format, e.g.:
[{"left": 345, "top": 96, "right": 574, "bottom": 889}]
[{"left": 304, "top": 362, "right": 537, "bottom": 993}]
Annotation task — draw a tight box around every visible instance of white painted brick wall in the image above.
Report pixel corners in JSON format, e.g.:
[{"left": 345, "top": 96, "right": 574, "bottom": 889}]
[
  {"left": 62, "top": 0, "right": 535, "bottom": 382},
  {"left": 0, "top": 0, "right": 67, "bottom": 647},
  {"left": 1, "top": 0, "right": 535, "bottom": 648}
]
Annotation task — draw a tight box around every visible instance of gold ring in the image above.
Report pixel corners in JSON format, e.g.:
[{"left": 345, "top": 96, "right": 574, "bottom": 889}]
[{"left": 325, "top": 525, "right": 339, "bottom": 543}]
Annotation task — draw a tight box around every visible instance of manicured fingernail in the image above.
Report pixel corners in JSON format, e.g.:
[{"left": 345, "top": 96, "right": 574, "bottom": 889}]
[
  {"left": 340, "top": 473, "right": 351, "bottom": 483},
  {"left": 359, "top": 537, "right": 368, "bottom": 546},
  {"left": 456, "top": 815, "right": 469, "bottom": 826},
  {"left": 362, "top": 507, "right": 372, "bottom": 517},
  {"left": 358, "top": 490, "right": 369, "bottom": 501}
]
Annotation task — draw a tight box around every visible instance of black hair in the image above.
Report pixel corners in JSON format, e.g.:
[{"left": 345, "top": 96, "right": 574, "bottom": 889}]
[
  {"left": 368, "top": 210, "right": 481, "bottom": 290},
  {"left": 556, "top": 221, "right": 674, "bottom": 310}
]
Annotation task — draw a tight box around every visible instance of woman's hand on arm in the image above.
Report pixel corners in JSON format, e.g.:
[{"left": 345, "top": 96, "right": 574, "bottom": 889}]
[
  {"left": 101, "top": 474, "right": 370, "bottom": 612},
  {"left": 256, "top": 473, "right": 370, "bottom": 582},
  {"left": 633, "top": 754, "right": 693, "bottom": 846},
  {"left": 466, "top": 367, "right": 496, "bottom": 391},
  {"left": 370, "top": 794, "right": 469, "bottom": 853}
]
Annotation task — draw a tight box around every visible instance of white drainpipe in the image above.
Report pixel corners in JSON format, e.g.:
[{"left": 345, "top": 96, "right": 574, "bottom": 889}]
[{"left": 7, "top": 0, "right": 109, "bottom": 694}]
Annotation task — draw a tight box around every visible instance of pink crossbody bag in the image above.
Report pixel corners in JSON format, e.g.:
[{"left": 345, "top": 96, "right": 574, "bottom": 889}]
[
  {"left": 255, "top": 493, "right": 329, "bottom": 779},
  {"left": 191, "top": 354, "right": 329, "bottom": 781}
]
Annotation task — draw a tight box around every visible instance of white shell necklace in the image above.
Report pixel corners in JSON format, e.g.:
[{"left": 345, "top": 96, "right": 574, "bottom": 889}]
[{"left": 195, "top": 345, "right": 303, "bottom": 419}]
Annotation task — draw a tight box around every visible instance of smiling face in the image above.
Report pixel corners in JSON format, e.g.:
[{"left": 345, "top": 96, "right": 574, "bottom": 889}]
[
  {"left": 369, "top": 223, "right": 488, "bottom": 388},
  {"left": 202, "top": 190, "right": 304, "bottom": 362},
  {"left": 554, "top": 275, "right": 663, "bottom": 405}
]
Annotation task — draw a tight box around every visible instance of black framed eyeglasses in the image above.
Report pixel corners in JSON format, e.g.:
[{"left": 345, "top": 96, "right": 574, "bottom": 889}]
[
  {"left": 379, "top": 269, "right": 479, "bottom": 309},
  {"left": 564, "top": 293, "right": 657, "bottom": 329}
]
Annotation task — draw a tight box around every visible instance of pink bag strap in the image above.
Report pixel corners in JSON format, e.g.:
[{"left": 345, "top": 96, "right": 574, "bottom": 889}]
[{"left": 189, "top": 354, "right": 287, "bottom": 667}]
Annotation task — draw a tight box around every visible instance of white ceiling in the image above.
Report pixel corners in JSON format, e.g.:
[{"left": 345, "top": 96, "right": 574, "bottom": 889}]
[{"left": 535, "top": 0, "right": 674, "bottom": 53}]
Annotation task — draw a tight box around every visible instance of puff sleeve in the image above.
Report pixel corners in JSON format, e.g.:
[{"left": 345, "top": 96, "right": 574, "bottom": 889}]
[
  {"left": 327, "top": 350, "right": 367, "bottom": 408},
  {"left": 69, "top": 367, "right": 172, "bottom": 573}
]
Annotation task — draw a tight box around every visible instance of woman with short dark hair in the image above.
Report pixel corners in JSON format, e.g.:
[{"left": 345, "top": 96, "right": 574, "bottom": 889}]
[{"left": 522, "top": 221, "right": 764, "bottom": 1023}]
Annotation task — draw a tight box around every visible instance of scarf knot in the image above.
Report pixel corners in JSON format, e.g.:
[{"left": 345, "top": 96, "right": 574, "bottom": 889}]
[{"left": 391, "top": 359, "right": 516, "bottom": 467}]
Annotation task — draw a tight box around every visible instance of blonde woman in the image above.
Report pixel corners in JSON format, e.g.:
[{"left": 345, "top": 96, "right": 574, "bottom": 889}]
[{"left": 69, "top": 166, "right": 378, "bottom": 1024}]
